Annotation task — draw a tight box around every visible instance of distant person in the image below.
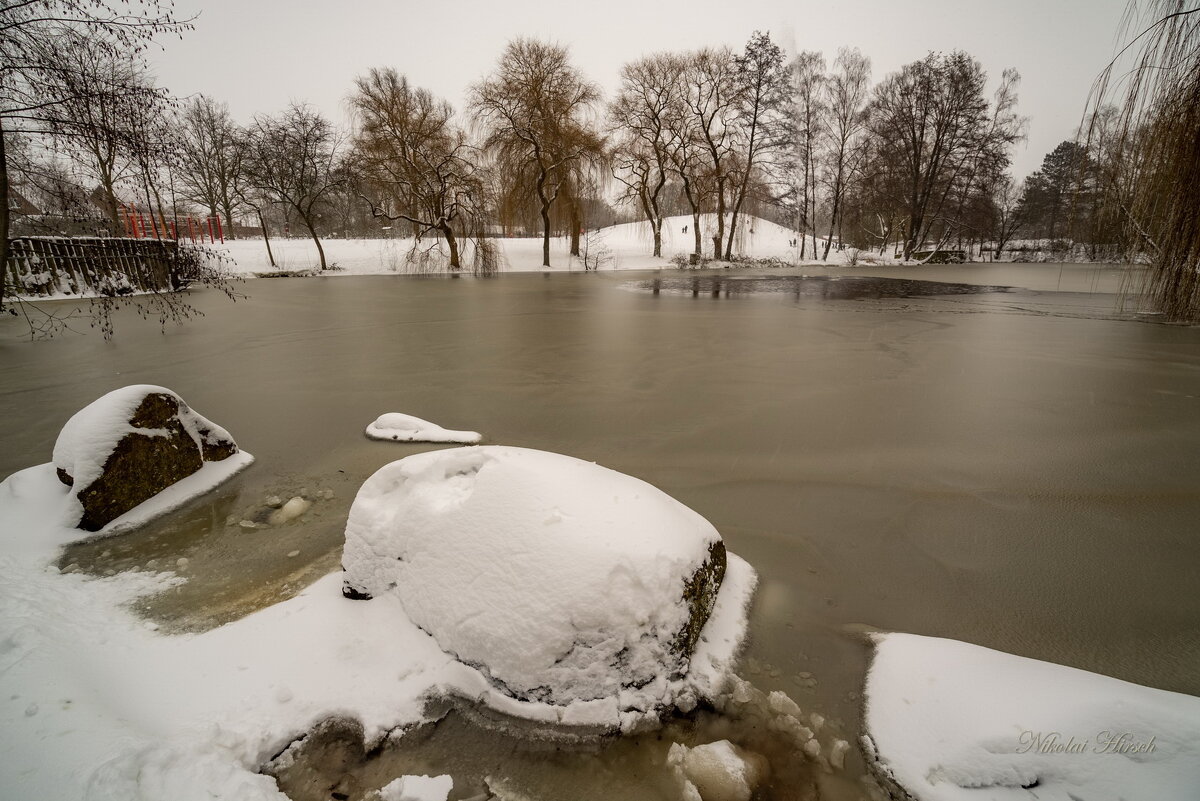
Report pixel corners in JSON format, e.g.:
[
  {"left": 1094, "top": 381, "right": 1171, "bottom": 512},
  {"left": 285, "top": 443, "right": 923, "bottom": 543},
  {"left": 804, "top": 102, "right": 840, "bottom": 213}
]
[{"left": 682, "top": 225, "right": 688, "bottom": 234}]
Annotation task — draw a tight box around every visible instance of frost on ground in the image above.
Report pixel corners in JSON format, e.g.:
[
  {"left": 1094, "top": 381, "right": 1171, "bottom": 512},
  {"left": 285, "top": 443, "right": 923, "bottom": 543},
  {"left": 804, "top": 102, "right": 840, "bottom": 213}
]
[
  {"left": 0, "top": 439, "right": 755, "bottom": 798},
  {"left": 863, "top": 633, "right": 1200, "bottom": 801},
  {"left": 365, "top": 413, "right": 482, "bottom": 444},
  {"left": 342, "top": 446, "right": 755, "bottom": 726}
]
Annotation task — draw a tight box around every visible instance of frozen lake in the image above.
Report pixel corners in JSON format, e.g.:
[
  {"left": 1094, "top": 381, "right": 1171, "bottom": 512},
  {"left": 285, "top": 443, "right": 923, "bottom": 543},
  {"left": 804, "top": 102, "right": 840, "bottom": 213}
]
[{"left": 2, "top": 261, "right": 1197, "bottom": 799}]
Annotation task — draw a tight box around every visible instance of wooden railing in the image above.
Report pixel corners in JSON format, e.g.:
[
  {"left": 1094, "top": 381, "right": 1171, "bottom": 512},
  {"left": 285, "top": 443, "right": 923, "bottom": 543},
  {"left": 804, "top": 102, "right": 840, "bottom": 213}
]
[{"left": 4, "top": 237, "right": 188, "bottom": 298}]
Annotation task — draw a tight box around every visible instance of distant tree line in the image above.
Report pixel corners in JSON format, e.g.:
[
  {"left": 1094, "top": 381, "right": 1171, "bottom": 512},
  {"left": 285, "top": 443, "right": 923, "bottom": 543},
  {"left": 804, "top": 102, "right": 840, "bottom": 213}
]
[{"left": 4, "top": 3, "right": 1200, "bottom": 317}]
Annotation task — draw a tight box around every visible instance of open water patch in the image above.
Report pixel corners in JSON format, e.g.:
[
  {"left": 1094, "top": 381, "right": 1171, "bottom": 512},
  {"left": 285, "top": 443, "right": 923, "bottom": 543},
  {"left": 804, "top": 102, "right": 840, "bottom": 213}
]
[{"left": 629, "top": 274, "right": 1012, "bottom": 300}]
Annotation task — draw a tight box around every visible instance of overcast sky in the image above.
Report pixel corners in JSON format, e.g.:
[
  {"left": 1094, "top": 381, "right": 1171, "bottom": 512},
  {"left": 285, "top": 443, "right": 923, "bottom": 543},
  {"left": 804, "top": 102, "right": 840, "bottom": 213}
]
[{"left": 148, "top": 0, "right": 1131, "bottom": 179}]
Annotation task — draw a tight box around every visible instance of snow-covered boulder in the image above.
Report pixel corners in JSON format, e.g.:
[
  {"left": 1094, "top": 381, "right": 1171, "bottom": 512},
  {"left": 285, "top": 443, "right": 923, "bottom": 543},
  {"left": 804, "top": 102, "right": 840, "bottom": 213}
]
[
  {"left": 341, "top": 446, "right": 728, "bottom": 706},
  {"left": 53, "top": 385, "right": 242, "bottom": 531},
  {"left": 365, "top": 412, "right": 481, "bottom": 444}
]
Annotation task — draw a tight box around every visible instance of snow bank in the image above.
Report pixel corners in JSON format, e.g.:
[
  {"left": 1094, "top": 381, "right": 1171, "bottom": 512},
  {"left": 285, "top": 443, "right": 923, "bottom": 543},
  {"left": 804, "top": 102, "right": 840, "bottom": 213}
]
[
  {"left": 342, "top": 446, "right": 746, "bottom": 713},
  {"left": 365, "top": 412, "right": 481, "bottom": 444},
  {"left": 864, "top": 633, "right": 1200, "bottom": 800},
  {"left": 199, "top": 214, "right": 855, "bottom": 277},
  {"left": 0, "top": 440, "right": 756, "bottom": 797}
]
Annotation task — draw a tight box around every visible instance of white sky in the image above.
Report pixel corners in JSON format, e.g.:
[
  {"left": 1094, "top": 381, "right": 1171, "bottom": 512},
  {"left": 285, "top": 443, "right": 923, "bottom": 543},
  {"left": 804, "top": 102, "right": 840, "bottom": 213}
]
[{"left": 148, "top": 0, "right": 1131, "bottom": 180}]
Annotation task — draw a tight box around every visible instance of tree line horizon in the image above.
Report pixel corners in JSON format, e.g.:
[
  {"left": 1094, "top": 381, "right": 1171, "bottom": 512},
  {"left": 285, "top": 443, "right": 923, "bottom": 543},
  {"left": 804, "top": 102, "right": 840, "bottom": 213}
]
[{"left": 3, "top": 1, "right": 1198, "bottom": 319}]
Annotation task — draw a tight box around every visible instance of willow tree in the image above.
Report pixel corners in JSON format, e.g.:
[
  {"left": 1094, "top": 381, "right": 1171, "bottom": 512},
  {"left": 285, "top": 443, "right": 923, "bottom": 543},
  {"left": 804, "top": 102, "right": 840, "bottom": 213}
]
[
  {"left": 1089, "top": 0, "right": 1200, "bottom": 320},
  {"left": 349, "top": 68, "right": 479, "bottom": 271},
  {"left": 470, "top": 38, "right": 602, "bottom": 268}
]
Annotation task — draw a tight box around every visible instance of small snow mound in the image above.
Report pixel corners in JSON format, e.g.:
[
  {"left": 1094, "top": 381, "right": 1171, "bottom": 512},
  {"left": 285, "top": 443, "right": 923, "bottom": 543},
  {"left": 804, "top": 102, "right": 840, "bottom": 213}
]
[
  {"left": 374, "top": 774, "right": 453, "bottom": 801},
  {"left": 365, "top": 413, "right": 481, "bottom": 444},
  {"left": 668, "top": 740, "right": 769, "bottom": 801},
  {"left": 342, "top": 446, "right": 735, "bottom": 710}
]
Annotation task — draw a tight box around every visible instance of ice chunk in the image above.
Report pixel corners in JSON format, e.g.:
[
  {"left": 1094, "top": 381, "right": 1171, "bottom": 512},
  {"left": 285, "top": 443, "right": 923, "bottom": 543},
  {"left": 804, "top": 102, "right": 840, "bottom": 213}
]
[
  {"left": 375, "top": 774, "right": 452, "bottom": 801},
  {"left": 365, "top": 412, "right": 481, "bottom": 444},
  {"left": 668, "top": 740, "right": 769, "bottom": 801},
  {"left": 268, "top": 497, "right": 310, "bottom": 525}
]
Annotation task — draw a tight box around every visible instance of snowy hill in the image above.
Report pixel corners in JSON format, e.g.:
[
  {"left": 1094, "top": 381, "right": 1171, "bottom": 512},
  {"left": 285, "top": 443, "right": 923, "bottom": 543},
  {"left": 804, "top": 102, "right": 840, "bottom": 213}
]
[{"left": 204, "top": 214, "right": 856, "bottom": 277}]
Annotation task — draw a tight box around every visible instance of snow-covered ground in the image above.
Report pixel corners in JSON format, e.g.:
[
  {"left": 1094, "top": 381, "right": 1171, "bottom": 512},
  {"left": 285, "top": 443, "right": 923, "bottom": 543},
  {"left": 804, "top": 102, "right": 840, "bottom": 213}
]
[
  {"left": 203, "top": 215, "right": 863, "bottom": 277},
  {"left": 0, "top": 424, "right": 755, "bottom": 799},
  {"left": 864, "top": 633, "right": 1200, "bottom": 800}
]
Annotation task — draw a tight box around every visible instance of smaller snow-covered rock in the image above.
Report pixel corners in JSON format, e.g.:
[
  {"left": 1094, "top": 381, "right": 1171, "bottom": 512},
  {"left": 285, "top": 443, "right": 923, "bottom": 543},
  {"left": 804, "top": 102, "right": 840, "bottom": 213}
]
[
  {"left": 374, "top": 774, "right": 452, "bottom": 801},
  {"left": 365, "top": 412, "right": 481, "bottom": 444},
  {"left": 52, "top": 386, "right": 241, "bottom": 531},
  {"left": 668, "top": 740, "right": 769, "bottom": 801}
]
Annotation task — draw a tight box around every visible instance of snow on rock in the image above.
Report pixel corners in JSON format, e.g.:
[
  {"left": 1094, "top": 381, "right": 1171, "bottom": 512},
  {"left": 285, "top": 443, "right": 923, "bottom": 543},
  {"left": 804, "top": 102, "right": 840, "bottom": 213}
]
[
  {"left": 373, "top": 774, "right": 453, "bottom": 801},
  {"left": 342, "top": 445, "right": 745, "bottom": 713},
  {"left": 864, "top": 633, "right": 1200, "bottom": 801},
  {"left": 52, "top": 385, "right": 248, "bottom": 531},
  {"left": 668, "top": 740, "right": 769, "bottom": 801},
  {"left": 365, "top": 412, "right": 481, "bottom": 444},
  {"left": 0, "top": 437, "right": 755, "bottom": 798}
]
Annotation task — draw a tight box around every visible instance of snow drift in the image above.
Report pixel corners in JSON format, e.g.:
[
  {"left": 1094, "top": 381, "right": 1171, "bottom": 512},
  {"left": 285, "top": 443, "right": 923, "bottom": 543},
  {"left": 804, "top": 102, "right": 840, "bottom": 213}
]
[{"left": 864, "top": 633, "right": 1200, "bottom": 800}]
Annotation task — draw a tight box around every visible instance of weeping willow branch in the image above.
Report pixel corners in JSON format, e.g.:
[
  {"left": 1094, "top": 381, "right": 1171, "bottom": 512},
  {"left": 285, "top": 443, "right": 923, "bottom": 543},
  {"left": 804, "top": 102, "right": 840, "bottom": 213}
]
[{"left": 1085, "top": 1, "right": 1200, "bottom": 321}]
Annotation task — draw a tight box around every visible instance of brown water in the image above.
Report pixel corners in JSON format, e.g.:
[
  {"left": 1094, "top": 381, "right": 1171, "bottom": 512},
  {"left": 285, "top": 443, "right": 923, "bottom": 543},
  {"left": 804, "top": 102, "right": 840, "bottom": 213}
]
[{"left": 2, "top": 262, "right": 1198, "bottom": 800}]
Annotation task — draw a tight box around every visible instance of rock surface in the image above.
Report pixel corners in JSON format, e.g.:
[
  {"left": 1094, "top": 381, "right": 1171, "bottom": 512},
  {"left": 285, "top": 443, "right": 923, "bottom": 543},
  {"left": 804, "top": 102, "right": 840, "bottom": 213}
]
[
  {"left": 341, "top": 446, "right": 726, "bottom": 706},
  {"left": 53, "top": 385, "right": 240, "bottom": 531}
]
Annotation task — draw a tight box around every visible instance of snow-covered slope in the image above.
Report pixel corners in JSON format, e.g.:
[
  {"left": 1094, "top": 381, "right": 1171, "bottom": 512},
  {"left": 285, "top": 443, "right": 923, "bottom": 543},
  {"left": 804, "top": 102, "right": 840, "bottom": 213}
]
[{"left": 202, "top": 214, "right": 849, "bottom": 277}]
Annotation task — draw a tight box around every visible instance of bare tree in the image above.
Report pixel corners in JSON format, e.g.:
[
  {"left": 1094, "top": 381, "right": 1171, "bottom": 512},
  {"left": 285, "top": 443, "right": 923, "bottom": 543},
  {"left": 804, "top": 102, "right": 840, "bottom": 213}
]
[
  {"left": 989, "top": 174, "right": 1027, "bottom": 257},
  {"left": 869, "top": 52, "right": 1021, "bottom": 259},
  {"left": 349, "top": 67, "right": 480, "bottom": 271},
  {"left": 725, "top": 31, "right": 793, "bottom": 260},
  {"left": 608, "top": 53, "right": 681, "bottom": 257},
  {"left": 820, "top": 48, "right": 871, "bottom": 260},
  {"left": 243, "top": 103, "right": 343, "bottom": 271},
  {"left": 470, "top": 38, "right": 602, "bottom": 268},
  {"left": 176, "top": 96, "right": 245, "bottom": 237},
  {"left": 663, "top": 71, "right": 711, "bottom": 257},
  {"left": 789, "top": 51, "right": 825, "bottom": 258},
  {"left": 1, "top": 0, "right": 192, "bottom": 310},
  {"left": 679, "top": 47, "right": 741, "bottom": 259}
]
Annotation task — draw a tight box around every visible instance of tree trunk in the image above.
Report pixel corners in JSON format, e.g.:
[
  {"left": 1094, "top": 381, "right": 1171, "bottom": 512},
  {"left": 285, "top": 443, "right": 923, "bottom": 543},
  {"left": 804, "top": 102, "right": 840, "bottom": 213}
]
[
  {"left": 440, "top": 222, "right": 460, "bottom": 270},
  {"left": 568, "top": 194, "right": 581, "bottom": 258},
  {"left": 822, "top": 190, "right": 841, "bottom": 261},
  {"left": 713, "top": 178, "right": 726, "bottom": 259},
  {"left": 301, "top": 213, "right": 327, "bottom": 270},
  {"left": 257, "top": 209, "right": 276, "bottom": 268},
  {"left": 0, "top": 116, "right": 10, "bottom": 311}
]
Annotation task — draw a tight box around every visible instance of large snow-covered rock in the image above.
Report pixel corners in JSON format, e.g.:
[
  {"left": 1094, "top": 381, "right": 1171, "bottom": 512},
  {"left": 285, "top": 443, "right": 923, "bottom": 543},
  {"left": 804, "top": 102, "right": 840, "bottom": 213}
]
[
  {"left": 53, "top": 385, "right": 242, "bottom": 531},
  {"left": 342, "top": 446, "right": 728, "bottom": 706},
  {"left": 864, "top": 633, "right": 1200, "bottom": 801}
]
